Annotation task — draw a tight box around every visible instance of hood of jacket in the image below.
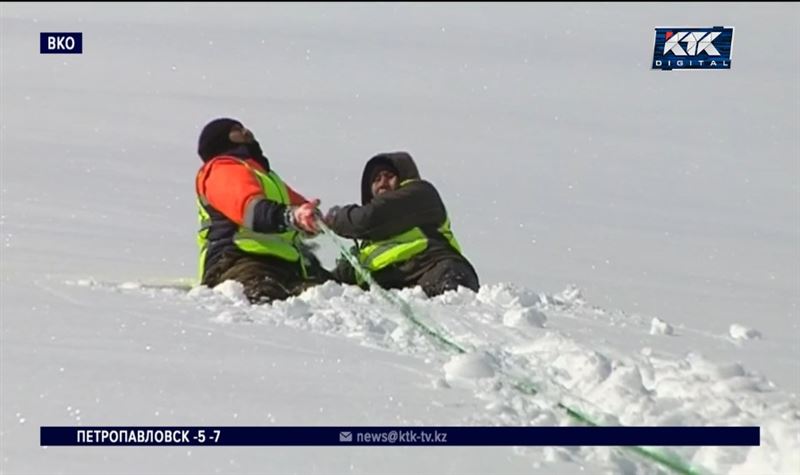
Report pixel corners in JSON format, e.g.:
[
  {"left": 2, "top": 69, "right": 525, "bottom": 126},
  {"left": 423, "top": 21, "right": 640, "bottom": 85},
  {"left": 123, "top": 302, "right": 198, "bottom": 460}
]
[{"left": 360, "top": 151, "right": 421, "bottom": 205}]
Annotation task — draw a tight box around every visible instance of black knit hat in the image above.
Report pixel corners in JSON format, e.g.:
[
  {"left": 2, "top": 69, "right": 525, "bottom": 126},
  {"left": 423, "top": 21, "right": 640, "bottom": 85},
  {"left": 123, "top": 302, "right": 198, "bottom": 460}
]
[{"left": 197, "top": 118, "right": 243, "bottom": 162}]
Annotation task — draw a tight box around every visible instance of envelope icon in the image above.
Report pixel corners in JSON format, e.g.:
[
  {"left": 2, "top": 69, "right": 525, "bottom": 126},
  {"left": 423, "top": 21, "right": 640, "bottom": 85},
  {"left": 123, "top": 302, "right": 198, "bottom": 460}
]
[{"left": 339, "top": 431, "right": 352, "bottom": 442}]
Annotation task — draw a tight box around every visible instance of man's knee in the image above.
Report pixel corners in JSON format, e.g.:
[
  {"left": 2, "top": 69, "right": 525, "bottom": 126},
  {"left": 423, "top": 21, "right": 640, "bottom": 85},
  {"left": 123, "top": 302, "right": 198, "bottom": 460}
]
[
  {"left": 421, "top": 260, "right": 479, "bottom": 297},
  {"left": 242, "top": 275, "right": 293, "bottom": 303},
  {"left": 215, "top": 256, "right": 298, "bottom": 304},
  {"left": 439, "top": 271, "right": 479, "bottom": 295}
]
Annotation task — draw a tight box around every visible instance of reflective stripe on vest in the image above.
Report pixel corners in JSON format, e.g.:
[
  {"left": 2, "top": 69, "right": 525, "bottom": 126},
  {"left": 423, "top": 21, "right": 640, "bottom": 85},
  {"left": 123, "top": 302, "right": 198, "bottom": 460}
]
[
  {"left": 196, "top": 201, "right": 212, "bottom": 281},
  {"left": 196, "top": 158, "right": 302, "bottom": 280},
  {"left": 358, "top": 218, "right": 463, "bottom": 273}
]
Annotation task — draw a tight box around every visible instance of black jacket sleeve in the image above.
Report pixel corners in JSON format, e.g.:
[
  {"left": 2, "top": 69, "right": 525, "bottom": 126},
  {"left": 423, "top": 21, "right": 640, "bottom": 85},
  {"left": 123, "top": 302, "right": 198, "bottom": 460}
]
[
  {"left": 329, "top": 180, "right": 446, "bottom": 241},
  {"left": 250, "top": 199, "right": 289, "bottom": 234}
]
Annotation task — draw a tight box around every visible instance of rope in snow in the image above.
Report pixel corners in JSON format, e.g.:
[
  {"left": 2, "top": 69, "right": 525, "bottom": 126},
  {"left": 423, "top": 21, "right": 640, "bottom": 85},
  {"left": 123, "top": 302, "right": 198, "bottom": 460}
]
[
  {"left": 316, "top": 219, "right": 708, "bottom": 475},
  {"left": 316, "top": 220, "right": 467, "bottom": 355}
]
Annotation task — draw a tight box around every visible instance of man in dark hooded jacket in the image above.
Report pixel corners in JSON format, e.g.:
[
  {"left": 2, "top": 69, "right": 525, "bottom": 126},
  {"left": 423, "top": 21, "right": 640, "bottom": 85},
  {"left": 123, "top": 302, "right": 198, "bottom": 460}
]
[{"left": 324, "top": 152, "right": 479, "bottom": 297}]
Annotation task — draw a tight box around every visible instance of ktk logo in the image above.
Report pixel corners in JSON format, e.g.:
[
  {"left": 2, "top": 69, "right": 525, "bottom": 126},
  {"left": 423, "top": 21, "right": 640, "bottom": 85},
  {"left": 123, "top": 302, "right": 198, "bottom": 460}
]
[
  {"left": 663, "top": 31, "right": 721, "bottom": 56},
  {"left": 652, "top": 26, "right": 733, "bottom": 70}
]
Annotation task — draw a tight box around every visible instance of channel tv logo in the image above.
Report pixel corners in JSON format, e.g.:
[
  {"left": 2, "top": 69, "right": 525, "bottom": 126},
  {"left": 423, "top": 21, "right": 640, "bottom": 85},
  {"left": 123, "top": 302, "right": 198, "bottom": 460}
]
[
  {"left": 652, "top": 27, "right": 733, "bottom": 70},
  {"left": 40, "top": 32, "right": 83, "bottom": 54}
]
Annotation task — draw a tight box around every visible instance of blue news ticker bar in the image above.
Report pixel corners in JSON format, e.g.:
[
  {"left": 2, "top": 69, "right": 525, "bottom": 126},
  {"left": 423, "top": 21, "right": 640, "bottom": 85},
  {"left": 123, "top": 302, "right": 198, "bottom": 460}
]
[{"left": 41, "top": 426, "right": 760, "bottom": 446}]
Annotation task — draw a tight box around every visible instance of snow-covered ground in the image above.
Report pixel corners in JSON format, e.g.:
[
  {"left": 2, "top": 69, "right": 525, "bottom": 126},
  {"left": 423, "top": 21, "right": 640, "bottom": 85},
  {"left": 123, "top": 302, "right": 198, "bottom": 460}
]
[{"left": 1, "top": 3, "right": 798, "bottom": 475}]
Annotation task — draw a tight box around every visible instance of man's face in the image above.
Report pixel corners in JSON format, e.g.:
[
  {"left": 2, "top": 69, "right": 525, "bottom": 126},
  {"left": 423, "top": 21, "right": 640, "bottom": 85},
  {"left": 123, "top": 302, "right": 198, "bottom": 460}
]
[
  {"left": 371, "top": 168, "right": 399, "bottom": 197},
  {"left": 228, "top": 124, "right": 255, "bottom": 144}
]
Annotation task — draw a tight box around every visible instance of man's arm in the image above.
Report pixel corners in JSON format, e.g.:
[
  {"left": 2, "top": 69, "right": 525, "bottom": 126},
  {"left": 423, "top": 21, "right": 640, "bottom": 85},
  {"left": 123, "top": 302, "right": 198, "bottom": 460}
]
[
  {"left": 198, "top": 158, "right": 289, "bottom": 233},
  {"left": 328, "top": 180, "right": 446, "bottom": 240}
]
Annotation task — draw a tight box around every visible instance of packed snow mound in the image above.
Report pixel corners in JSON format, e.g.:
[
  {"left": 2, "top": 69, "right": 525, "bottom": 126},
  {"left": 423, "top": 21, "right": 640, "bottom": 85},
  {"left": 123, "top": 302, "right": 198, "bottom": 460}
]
[
  {"left": 729, "top": 324, "right": 762, "bottom": 341},
  {"left": 503, "top": 308, "right": 547, "bottom": 329},
  {"left": 76, "top": 279, "right": 800, "bottom": 475},
  {"left": 649, "top": 317, "right": 674, "bottom": 336}
]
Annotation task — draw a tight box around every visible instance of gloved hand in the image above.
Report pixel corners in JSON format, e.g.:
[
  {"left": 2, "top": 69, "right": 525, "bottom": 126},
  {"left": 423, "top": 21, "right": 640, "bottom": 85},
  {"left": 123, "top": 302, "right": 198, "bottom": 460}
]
[
  {"left": 324, "top": 205, "right": 342, "bottom": 226},
  {"left": 286, "top": 199, "right": 321, "bottom": 235}
]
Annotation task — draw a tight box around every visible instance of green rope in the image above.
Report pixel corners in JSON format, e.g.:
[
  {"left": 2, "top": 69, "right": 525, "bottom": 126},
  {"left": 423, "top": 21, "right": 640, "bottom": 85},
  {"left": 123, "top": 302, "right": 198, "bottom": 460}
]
[
  {"left": 317, "top": 220, "right": 466, "bottom": 354},
  {"left": 317, "top": 220, "right": 708, "bottom": 475}
]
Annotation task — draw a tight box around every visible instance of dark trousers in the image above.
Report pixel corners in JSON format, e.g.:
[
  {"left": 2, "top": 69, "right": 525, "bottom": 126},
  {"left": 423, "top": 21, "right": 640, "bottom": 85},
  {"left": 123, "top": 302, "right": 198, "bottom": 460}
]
[
  {"left": 203, "top": 251, "right": 331, "bottom": 304},
  {"left": 417, "top": 258, "right": 480, "bottom": 297}
]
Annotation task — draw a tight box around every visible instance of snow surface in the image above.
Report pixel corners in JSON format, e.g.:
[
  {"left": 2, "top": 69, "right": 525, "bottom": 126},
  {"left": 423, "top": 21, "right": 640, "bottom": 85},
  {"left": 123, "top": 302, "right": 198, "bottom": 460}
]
[{"left": 2, "top": 3, "right": 799, "bottom": 475}]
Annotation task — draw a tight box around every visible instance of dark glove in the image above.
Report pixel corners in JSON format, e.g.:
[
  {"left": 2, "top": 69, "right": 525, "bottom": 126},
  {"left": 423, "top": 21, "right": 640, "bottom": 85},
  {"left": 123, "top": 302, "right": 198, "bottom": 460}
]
[{"left": 324, "top": 205, "right": 342, "bottom": 226}]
